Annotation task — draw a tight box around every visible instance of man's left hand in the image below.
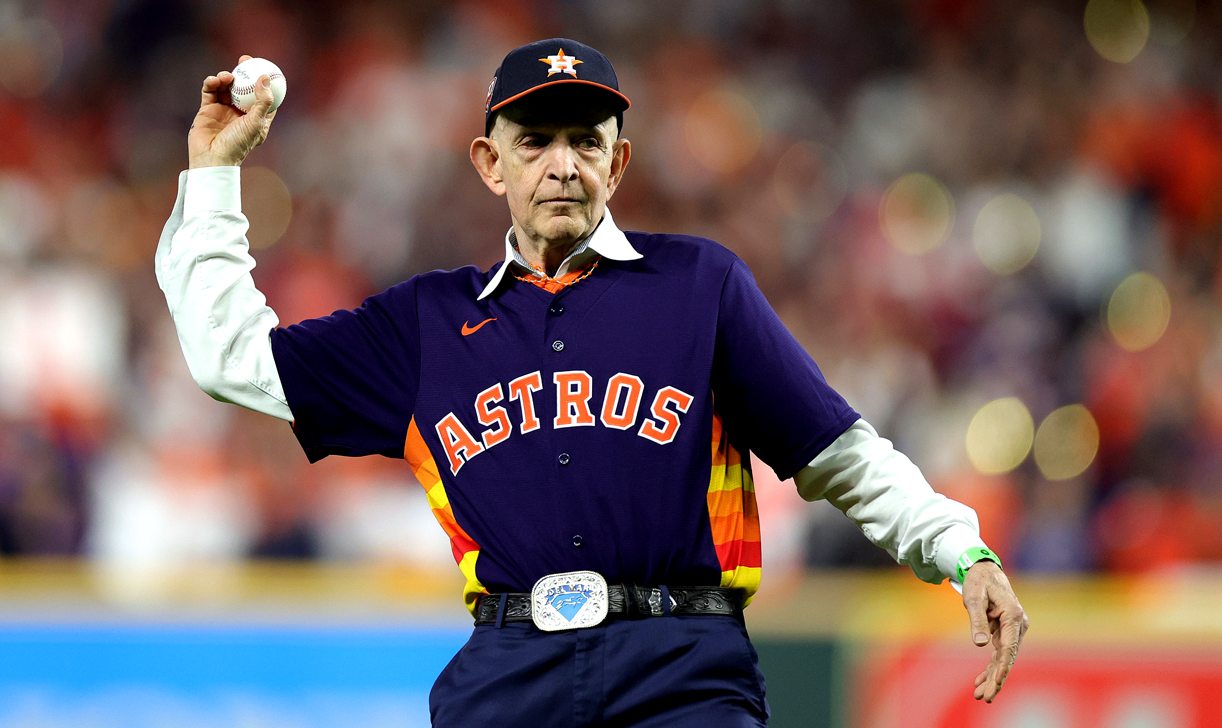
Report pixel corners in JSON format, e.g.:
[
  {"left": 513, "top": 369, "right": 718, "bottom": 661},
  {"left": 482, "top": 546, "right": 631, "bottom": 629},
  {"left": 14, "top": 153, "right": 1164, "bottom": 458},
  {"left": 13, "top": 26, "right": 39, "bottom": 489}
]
[{"left": 962, "top": 561, "right": 1029, "bottom": 703}]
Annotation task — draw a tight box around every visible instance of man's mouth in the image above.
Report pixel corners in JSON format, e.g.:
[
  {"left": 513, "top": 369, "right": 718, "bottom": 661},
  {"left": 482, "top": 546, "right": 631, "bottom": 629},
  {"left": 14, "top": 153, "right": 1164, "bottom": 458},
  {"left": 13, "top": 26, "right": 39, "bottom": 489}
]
[{"left": 541, "top": 198, "right": 582, "bottom": 204}]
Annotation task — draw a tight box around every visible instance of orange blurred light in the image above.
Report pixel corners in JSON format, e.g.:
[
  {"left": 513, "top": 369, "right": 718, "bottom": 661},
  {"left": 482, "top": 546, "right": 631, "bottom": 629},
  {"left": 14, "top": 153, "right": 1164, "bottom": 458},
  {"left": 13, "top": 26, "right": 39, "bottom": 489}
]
[
  {"left": 0, "top": 20, "right": 62, "bottom": 97},
  {"left": 241, "top": 167, "right": 293, "bottom": 249},
  {"left": 685, "top": 90, "right": 762, "bottom": 177}
]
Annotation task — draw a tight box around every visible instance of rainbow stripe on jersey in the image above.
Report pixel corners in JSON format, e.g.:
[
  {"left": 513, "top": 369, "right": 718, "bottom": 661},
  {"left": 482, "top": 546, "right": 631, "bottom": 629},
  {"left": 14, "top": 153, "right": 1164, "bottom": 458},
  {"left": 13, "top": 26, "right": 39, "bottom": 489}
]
[
  {"left": 405, "top": 416, "right": 487, "bottom": 615},
  {"left": 707, "top": 413, "right": 761, "bottom": 605}
]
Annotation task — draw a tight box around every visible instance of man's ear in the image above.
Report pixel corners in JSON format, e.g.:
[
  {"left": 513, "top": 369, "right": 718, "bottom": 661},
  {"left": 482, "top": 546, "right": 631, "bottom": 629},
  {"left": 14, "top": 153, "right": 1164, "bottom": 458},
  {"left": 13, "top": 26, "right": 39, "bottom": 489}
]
[
  {"left": 606, "top": 138, "right": 631, "bottom": 200},
  {"left": 470, "top": 137, "right": 506, "bottom": 196}
]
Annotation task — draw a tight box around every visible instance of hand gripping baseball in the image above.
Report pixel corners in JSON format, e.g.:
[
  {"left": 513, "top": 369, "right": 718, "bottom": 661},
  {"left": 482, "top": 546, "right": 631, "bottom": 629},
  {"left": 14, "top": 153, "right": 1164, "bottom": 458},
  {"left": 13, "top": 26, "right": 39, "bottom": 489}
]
[
  {"left": 189, "top": 55, "right": 277, "bottom": 168},
  {"left": 962, "top": 561, "right": 1029, "bottom": 703}
]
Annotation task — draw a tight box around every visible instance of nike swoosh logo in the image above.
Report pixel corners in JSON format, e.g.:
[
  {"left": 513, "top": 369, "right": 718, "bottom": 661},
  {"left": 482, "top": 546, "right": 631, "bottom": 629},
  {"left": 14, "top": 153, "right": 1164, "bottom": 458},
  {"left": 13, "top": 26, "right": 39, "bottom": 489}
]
[{"left": 462, "top": 318, "right": 497, "bottom": 336}]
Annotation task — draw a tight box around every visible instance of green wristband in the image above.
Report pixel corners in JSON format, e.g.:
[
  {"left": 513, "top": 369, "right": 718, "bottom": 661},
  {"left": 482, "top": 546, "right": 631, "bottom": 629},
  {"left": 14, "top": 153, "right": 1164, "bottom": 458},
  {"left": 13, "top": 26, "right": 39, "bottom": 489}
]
[{"left": 956, "top": 546, "right": 1002, "bottom": 583}]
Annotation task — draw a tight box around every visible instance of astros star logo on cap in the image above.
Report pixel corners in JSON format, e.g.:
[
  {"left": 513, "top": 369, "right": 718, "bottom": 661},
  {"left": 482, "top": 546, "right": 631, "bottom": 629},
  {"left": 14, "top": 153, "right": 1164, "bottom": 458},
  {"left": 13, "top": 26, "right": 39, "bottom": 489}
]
[
  {"left": 539, "top": 48, "right": 583, "bottom": 77},
  {"left": 484, "top": 38, "right": 630, "bottom": 136}
]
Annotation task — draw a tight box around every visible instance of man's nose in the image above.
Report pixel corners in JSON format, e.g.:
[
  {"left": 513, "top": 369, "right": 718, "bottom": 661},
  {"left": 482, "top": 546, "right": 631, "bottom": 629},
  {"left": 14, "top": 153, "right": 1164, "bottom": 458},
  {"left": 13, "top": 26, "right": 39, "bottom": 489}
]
[{"left": 544, "top": 143, "right": 580, "bottom": 182}]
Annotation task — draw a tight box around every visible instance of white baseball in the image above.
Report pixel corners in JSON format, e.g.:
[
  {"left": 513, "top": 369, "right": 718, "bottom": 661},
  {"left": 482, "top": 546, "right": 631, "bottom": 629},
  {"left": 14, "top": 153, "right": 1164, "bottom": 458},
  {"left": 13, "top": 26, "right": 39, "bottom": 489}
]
[{"left": 229, "top": 57, "right": 286, "bottom": 113}]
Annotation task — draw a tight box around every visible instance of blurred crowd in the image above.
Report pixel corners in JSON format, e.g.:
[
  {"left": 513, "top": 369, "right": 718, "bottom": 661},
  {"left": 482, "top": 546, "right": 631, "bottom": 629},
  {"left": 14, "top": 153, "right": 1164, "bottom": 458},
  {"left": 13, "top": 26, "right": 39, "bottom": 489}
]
[{"left": 1, "top": 0, "right": 1220, "bottom": 580}]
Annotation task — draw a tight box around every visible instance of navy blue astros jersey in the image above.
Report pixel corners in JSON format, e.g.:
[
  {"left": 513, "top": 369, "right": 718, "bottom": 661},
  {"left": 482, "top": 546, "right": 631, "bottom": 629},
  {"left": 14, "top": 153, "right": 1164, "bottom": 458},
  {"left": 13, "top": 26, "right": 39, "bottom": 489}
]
[{"left": 269, "top": 232, "right": 858, "bottom": 614}]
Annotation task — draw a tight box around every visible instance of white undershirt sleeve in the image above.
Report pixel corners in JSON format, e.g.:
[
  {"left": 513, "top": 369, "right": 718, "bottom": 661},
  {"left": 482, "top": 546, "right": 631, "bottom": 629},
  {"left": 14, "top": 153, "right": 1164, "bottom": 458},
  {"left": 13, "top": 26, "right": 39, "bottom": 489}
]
[
  {"left": 155, "top": 166, "right": 294, "bottom": 422},
  {"left": 794, "top": 418, "right": 988, "bottom": 587}
]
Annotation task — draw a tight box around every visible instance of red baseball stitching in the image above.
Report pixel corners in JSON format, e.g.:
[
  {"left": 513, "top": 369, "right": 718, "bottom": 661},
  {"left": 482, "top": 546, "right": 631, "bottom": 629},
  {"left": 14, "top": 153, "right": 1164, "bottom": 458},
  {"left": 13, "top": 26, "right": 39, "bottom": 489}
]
[{"left": 230, "top": 72, "right": 285, "bottom": 103}]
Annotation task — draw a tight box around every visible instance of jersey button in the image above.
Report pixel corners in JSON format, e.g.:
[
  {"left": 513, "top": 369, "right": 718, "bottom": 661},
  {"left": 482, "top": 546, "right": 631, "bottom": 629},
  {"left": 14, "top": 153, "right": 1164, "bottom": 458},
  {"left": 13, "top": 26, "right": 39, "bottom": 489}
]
[
  {"left": 572, "top": 535, "right": 584, "bottom": 547},
  {"left": 558, "top": 452, "right": 571, "bottom": 466},
  {"left": 550, "top": 304, "right": 565, "bottom": 316},
  {"left": 552, "top": 340, "right": 565, "bottom": 352}
]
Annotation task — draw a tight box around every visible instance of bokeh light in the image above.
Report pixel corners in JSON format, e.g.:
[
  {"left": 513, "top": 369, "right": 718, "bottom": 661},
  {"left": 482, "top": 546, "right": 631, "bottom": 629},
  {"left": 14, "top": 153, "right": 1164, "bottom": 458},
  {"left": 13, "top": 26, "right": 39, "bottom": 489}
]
[
  {"left": 880, "top": 173, "right": 955, "bottom": 255},
  {"left": 965, "top": 397, "right": 1034, "bottom": 475},
  {"left": 771, "top": 141, "right": 847, "bottom": 223},
  {"left": 972, "top": 193, "right": 1041, "bottom": 275},
  {"left": 1034, "top": 405, "right": 1100, "bottom": 480},
  {"left": 686, "top": 90, "right": 763, "bottom": 177},
  {"left": 0, "top": 19, "right": 63, "bottom": 98},
  {"left": 1085, "top": 0, "right": 1150, "bottom": 63},
  {"left": 1148, "top": 0, "right": 1195, "bottom": 45},
  {"left": 241, "top": 167, "right": 293, "bottom": 249},
  {"left": 1107, "top": 272, "right": 1171, "bottom": 351}
]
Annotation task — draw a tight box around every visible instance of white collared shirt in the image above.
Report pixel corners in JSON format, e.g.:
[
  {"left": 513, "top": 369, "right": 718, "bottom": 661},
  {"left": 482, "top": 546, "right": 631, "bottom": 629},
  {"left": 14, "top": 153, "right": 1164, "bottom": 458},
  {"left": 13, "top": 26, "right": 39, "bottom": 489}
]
[
  {"left": 157, "top": 166, "right": 988, "bottom": 587},
  {"left": 478, "top": 208, "right": 642, "bottom": 300}
]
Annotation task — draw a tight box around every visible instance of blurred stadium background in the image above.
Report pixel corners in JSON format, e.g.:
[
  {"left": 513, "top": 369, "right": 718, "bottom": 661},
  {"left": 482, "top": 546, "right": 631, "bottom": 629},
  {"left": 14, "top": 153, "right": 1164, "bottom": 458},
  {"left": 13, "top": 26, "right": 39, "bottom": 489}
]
[{"left": 0, "top": 0, "right": 1220, "bottom": 725}]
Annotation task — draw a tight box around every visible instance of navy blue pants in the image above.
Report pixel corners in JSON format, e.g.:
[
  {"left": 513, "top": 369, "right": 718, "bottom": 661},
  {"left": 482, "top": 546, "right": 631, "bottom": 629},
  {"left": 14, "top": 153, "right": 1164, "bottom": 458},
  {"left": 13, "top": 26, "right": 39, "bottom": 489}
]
[{"left": 429, "top": 615, "right": 769, "bottom": 727}]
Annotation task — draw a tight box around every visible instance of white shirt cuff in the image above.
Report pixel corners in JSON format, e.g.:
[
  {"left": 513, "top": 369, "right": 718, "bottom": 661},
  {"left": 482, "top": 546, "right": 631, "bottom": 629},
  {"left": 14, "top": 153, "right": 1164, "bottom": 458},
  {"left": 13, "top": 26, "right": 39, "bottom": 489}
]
[
  {"left": 936, "top": 523, "right": 989, "bottom": 586},
  {"left": 184, "top": 166, "right": 241, "bottom": 214}
]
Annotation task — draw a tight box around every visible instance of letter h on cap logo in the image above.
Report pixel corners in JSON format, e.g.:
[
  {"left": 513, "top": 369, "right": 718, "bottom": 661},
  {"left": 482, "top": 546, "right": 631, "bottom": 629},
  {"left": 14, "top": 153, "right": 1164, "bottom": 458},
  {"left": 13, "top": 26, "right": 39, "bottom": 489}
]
[{"left": 539, "top": 48, "right": 582, "bottom": 77}]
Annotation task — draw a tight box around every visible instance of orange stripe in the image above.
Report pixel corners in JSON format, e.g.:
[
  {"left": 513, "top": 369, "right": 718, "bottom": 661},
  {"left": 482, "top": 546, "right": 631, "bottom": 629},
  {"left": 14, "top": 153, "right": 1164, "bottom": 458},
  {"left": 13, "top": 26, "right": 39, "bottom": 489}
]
[
  {"left": 709, "top": 494, "right": 759, "bottom": 542},
  {"left": 725, "top": 441, "right": 742, "bottom": 468},
  {"left": 710, "top": 513, "right": 741, "bottom": 546},
  {"left": 489, "top": 78, "right": 632, "bottom": 114},
  {"left": 743, "top": 510, "right": 760, "bottom": 542},
  {"left": 710, "top": 513, "right": 761, "bottom": 544},
  {"left": 708, "top": 488, "right": 746, "bottom": 518},
  {"left": 404, "top": 418, "right": 441, "bottom": 487}
]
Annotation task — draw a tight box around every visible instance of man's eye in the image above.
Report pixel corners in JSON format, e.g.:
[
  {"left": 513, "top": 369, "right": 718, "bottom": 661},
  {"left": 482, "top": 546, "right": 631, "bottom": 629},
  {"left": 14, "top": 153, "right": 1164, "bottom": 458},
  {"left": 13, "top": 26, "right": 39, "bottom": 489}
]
[
  {"left": 522, "top": 137, "right": 546, "bottom": 147},
  {"left": 578, "top": 139, "right": 599, "bottom": 149}
]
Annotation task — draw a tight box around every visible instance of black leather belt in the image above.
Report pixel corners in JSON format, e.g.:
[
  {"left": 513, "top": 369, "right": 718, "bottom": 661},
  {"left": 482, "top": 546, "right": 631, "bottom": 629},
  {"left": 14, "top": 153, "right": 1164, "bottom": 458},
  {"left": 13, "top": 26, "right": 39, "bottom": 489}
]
[{"left": 475, "top": 585, "right": 742, "bottom": 626}]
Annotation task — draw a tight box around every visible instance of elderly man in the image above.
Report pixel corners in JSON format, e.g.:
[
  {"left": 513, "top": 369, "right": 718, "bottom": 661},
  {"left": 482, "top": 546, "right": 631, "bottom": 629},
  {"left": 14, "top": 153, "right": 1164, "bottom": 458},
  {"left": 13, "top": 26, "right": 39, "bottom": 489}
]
[{"left": 159, "top": 40, "right": 1027, "bottom": 726}]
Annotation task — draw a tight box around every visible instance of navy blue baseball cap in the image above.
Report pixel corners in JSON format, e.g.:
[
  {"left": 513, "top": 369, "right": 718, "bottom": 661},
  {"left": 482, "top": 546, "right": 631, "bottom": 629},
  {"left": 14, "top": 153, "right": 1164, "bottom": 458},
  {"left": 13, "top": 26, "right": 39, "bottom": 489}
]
[{"left": 484, "top": 38, "right": 631, "bottom": 137}]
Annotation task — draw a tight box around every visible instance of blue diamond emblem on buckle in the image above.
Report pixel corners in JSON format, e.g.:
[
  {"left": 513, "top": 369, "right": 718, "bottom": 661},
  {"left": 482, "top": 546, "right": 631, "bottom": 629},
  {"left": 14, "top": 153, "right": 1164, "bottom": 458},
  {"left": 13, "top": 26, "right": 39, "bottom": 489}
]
[
  {"left": 531, "top": 571, "right": 609, "bottom": 631},
  {"left": 548, "top": 589, "right": 588, "bottom": 622}
]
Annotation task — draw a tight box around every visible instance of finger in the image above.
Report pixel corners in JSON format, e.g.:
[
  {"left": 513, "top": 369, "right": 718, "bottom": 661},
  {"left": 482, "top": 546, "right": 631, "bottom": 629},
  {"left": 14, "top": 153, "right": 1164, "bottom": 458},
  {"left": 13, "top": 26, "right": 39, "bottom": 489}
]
[
  {"left": 976, "top": 665, "right": 997, "bottom": 700},
  {"left": 963, "top": 583, "right": 991, "bottom": 647},
  {"left": 255, "top": 108, "right": 277, "bottom": 146},
  {"left": 201, "top": 75, "right": 222, "bottom": 106},
  {"left": 246, "top": 75, "right": 275, "bottom": 120},
  {"left": 976, "top": 663, "right": 998, "bottom": 701},
  {"left": 239, "top": 54, "right": 253, "bottom": 63},
  {"left": 993, "top": 618, "right": 1022, "bottom": 688}
]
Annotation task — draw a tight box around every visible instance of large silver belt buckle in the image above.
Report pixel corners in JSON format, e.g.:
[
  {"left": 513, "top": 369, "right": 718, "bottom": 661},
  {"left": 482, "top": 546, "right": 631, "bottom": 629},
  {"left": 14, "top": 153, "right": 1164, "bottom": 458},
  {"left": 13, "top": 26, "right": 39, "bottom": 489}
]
[{"left": 531, "top": 571, "right": 609, "bottom": 631}]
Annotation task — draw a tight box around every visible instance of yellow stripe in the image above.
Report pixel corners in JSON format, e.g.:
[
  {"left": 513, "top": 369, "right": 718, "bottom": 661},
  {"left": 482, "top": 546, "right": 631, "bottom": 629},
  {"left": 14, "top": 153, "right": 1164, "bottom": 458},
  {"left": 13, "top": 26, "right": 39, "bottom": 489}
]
[
  {"left": 707, "top": 463, "right": 753, "bottom": 493},
  {"left": 721, "top": 566, "right": 761, "bottom": 606},
  {"left": 426, "top": 482, "right": 449, "bottom": 510},
  {"left": 458, "top": 549, "right": 486, "bottom": 615}
]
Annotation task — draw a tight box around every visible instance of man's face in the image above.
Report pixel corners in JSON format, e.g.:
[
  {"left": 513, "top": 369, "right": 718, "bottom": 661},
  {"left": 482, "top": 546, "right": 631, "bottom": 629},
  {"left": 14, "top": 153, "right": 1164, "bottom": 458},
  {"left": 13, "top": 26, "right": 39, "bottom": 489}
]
[{"left": 481, "top": 99, "right": 628, "bottom": 246}]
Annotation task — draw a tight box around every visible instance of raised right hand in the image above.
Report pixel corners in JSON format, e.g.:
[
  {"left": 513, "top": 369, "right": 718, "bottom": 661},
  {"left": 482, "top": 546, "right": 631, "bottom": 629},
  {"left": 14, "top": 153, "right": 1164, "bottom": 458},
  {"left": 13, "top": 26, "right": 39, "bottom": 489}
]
[{"left": 188, "top": 55, "right": 278, "bottom": 169}]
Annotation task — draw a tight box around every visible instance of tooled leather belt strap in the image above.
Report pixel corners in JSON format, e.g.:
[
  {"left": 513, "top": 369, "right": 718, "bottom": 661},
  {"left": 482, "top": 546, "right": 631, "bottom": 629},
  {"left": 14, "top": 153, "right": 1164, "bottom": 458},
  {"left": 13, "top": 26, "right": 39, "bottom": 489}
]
[{"left": 474, "top": 585, "right": 741, "bottom": 625}]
